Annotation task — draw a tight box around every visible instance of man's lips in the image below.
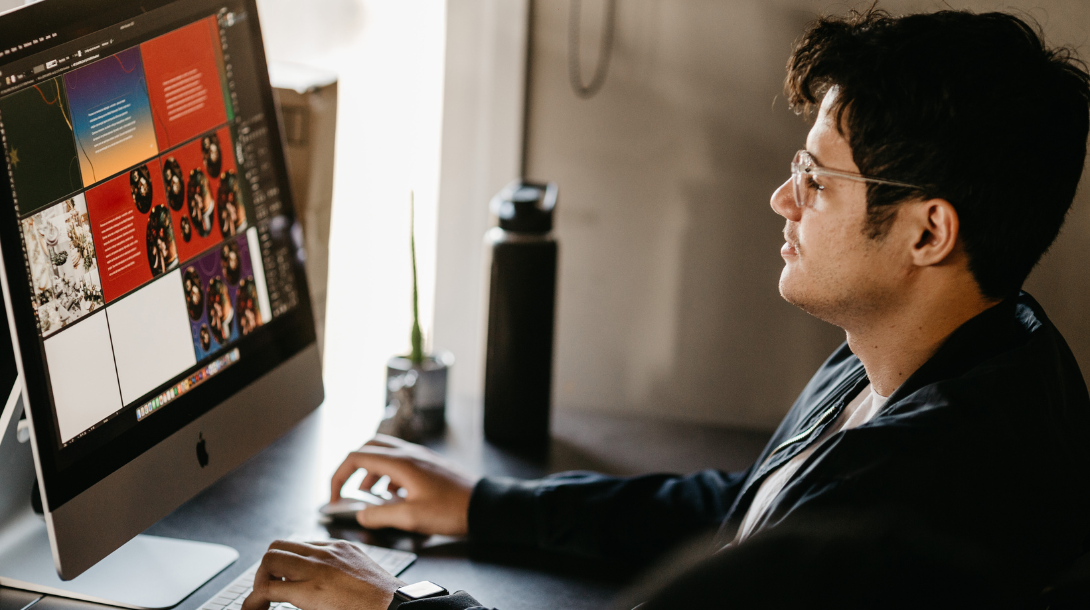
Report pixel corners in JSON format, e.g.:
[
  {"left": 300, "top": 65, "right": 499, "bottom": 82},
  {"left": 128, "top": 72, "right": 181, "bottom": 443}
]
[{"left": 782, "top": 233, "right": 799, "bottom": 257}]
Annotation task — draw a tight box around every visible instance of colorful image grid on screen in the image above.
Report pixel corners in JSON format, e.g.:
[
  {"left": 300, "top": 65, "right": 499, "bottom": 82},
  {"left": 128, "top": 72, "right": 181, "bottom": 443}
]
[
  {"left": 136, "top": 348, "right": 240, "bottom": 421},
  {"left": 0, "top": 16, "right": 275, "bottom": 446}
]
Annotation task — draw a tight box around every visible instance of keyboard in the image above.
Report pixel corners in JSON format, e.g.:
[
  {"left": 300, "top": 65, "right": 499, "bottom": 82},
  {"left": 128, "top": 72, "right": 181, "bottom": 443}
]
[{"left": 197, "top": 540, "right": 417, "bottom": 610}]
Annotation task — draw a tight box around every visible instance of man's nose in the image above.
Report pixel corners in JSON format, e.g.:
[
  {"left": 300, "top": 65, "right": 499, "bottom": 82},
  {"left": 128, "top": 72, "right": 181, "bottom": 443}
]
[{"left": 770, "top": 178, "right": 802, "bottom": 221}]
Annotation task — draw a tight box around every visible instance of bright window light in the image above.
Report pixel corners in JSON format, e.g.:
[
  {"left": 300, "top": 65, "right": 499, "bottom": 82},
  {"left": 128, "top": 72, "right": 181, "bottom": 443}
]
[{"left": 257, "top": 0, "right": 447, "bottom": 493}]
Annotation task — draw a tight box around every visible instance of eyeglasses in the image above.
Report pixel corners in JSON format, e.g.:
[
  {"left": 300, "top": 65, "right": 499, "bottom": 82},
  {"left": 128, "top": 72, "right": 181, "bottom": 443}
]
[{"left": 790, "top": 149, "right": 924, "bottom": 208}]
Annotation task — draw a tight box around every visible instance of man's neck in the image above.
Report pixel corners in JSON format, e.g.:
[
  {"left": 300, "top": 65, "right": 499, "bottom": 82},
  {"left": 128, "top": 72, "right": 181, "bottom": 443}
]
[{"left": 845, "top": 287, "right": 1000, "bottom": 397}]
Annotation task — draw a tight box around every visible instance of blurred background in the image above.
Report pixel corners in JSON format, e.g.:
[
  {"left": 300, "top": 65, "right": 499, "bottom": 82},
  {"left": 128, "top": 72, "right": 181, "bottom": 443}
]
[{"left": 5, "top": 0, "right": 1090, "bottom": 448}]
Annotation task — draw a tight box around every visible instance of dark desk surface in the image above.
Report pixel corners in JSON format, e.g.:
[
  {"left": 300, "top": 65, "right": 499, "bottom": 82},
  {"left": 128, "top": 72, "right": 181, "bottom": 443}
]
[{"left": 4, "top": 402, "right": 770, "bottom": 610}]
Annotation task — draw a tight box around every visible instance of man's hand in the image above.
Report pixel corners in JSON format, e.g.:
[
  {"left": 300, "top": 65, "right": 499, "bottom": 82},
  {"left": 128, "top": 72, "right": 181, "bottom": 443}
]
[
  {"left": 240, "top": 540, "right": 404, "bottom": 610},
  {"left": 330, "top": 434, "right": 479, "bottom": 536}
]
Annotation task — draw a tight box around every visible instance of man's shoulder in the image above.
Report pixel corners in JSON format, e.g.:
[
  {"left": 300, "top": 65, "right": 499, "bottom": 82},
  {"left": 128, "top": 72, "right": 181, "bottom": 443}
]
[
  {"left": 877, "top": 292, "right": 1090, "bottom": 450},
  {"left": 893, "top": 292, "right": 1085, "bottom": 403}
]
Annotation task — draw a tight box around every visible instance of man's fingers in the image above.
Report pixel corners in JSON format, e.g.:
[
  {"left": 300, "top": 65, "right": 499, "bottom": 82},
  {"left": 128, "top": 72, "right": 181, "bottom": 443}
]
[
  {"left": 367, "top": 434, "right": 414, "bottom": 449},
  {"left": 356, "top": 501, "right": 417, "bottom": 532},
  {"left": 303, "top": 539, "right": 335, "bottom": 546},
  {"left": 259, "top": 549, "right": 314, "bottom": 581},
  {"left": 241, "top": 553, "right": 286, "bottom": 610},
  {"left": 243, "top": 579, "right": 308, "bottom": 610},
  {"left": 359, "top": 472, "right": 382, "bottom": 493},
  {"left": 241, "top": 561, "right": 273, "bottom": 610},
  {"left": 364, "top": 436, "right": 397, "bottom": 449},
  {"left": 240, "top": 590, "right": 270, "bottom": 610},
  {"left": 267, "top": 539, "right": 322, "bottom": 556},
  {"left": 261, "top": 579, "right": 309, "bottom": 609},
  {"left": 330, "top": 447, "right": 417, "bottom": 502}
]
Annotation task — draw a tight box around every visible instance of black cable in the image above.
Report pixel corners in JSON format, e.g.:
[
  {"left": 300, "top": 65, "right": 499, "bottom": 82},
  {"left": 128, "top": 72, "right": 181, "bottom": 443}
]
[{"left": 568, "top": 0, "right": 616, "bottom": 100}]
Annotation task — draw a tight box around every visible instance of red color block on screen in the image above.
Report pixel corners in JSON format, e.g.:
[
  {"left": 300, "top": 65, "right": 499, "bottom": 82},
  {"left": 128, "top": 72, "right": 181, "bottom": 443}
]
[
  {"left": 160, "top": 125, "right": 244, "bottom": 264},
  {"left": 142, "top": 17, "right": 228, "bottom": 150},
  {"left": 85, "top": 159, "right": 168, "bottom": 302}
]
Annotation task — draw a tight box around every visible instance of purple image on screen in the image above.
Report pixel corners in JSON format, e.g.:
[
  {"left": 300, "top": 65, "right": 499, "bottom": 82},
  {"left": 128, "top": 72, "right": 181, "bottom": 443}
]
[{"left": 184, "top": 235, "right": 253, "bottom": 360}]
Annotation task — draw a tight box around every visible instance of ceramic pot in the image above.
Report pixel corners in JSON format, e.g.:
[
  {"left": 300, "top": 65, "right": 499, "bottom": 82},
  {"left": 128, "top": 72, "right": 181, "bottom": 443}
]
[{"left": 385, "top": 351, "right": 453, "bottom": 435}]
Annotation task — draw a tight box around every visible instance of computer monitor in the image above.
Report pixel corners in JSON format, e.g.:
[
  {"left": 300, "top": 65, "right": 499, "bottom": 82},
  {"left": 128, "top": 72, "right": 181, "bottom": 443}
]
[{"left": 0, "top": 0, "right": 323, "bottom": 606}]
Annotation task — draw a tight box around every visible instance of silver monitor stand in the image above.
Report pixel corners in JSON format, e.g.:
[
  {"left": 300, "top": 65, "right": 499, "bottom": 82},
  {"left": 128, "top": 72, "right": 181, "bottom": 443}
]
[{"left": 0, "top": 381, "right": 238, "bottom": 610}]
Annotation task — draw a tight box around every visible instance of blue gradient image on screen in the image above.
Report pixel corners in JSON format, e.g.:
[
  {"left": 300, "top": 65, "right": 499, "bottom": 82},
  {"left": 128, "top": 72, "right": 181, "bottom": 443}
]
[{"left": 63, "top": 47, "right": 159, "bottom": 186}]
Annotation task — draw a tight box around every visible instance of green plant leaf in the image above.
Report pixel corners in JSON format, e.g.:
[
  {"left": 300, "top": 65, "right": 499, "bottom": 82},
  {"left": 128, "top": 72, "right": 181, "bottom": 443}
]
[{"left": 409, "top": 190, "right": 423, "bottom": 365}]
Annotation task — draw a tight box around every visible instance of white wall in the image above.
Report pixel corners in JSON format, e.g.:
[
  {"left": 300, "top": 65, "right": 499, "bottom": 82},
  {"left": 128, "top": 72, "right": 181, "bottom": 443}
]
[
  {"left": 258, "top": 0, "right": 532, "bottom": 437},
  {"left": 523, "top": 0, "right": 1090, "bottom": 430},
  {"left": 254, "top": 0, "right": 449, "bottom": 472},
  {"left": 432, "top": 0, "right": 529, "bottom": 418}
]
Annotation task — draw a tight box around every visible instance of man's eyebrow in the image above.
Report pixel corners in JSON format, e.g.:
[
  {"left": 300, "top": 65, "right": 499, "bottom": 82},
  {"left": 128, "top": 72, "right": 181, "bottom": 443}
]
[{"left": 805, "top": 149, "right": 824, "bottom": 167}]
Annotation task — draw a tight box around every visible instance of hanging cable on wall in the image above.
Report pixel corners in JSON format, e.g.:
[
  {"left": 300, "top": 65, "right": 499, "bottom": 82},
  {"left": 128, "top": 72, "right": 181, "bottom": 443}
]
[{"left": 568, "top": 0, "right": 617, "bottom": 100}]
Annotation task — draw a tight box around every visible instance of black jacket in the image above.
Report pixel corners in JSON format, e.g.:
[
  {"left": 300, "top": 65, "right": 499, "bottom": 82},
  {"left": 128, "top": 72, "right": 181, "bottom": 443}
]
[{"left": 405, "top": 293, "right": 1090, "bottom": 609}]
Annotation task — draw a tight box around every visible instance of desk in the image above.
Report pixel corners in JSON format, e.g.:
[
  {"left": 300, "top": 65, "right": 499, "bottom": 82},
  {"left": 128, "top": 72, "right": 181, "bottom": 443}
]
[{"left": 3, "top": 404, "right": 769, "bottom": 610}]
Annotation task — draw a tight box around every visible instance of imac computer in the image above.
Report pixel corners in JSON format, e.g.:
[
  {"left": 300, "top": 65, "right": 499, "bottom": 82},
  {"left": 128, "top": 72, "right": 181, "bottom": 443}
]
[{"left": 0, "top": 0, "right": 324, "bottom": 606}]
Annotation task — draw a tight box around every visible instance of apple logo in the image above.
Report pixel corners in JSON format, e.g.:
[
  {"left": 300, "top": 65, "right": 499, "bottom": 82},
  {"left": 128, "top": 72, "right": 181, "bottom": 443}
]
[{"left": 196, "top": 433, "right": 209, "bottom": 468}]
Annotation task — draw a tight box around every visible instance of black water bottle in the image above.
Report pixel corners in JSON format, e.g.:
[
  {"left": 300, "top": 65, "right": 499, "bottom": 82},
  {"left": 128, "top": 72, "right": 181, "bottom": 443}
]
[{"left": 484, "top": 181, "right": 558, "bottom": 452}]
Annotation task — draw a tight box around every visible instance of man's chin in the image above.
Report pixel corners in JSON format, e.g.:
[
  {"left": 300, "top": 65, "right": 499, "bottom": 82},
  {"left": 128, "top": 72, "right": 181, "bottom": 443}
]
[
  {"left": 779, "top": 271, "right": 822, "bottom": 316},
  {"left": 778, "top": 267, "right": 803, "bottom": 306},
  {"left": 780, "top": 272, "right": 854, "bottom": 328}
]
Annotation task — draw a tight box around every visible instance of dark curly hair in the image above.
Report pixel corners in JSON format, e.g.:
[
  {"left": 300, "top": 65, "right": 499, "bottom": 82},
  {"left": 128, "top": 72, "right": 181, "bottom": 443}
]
[{"left": 786, "top": 7, "right": 1090, "bottom": 299}]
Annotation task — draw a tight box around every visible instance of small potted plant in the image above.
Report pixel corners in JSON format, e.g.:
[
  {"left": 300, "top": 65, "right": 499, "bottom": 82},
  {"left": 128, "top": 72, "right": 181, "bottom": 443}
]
[{"left": 380, "top": 192, "right": 453, "bottom": 439}]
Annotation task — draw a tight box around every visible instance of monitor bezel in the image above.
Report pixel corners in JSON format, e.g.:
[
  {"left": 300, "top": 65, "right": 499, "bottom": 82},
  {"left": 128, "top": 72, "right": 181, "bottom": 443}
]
[{"left": 0, "top": 0, "right": 318, "bottom": 510}]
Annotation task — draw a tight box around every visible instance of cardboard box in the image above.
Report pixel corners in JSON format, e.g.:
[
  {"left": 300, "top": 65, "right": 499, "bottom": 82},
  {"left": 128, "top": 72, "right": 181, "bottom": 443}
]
[{"left": 270, "top": 61, "right": 337, "bottom": 362}]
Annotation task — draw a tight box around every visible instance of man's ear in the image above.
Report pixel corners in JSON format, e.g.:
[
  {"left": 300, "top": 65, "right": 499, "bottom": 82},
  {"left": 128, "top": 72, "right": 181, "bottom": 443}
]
[{"left": 908, "top": 198, "right": 959, "bottom": 267}]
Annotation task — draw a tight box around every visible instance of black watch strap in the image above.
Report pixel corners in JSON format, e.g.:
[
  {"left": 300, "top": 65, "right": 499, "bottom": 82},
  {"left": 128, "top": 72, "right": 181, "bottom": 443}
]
[{"left": 388, "top": 581, "right": 449, "bottom": 610}]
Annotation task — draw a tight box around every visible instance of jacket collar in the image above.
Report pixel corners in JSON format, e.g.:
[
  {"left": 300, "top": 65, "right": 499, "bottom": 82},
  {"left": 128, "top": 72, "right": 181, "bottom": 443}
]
[{"left": 882, "top": 293, "right": 1034, "bottom": 407}]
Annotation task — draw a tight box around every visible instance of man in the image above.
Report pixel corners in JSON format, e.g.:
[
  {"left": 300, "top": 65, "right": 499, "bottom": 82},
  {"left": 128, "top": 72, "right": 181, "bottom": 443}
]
[
  {"left": 164, "top": 158, "right": 186, "bottom": 211},
  {"left": 147, "top": 205, "right": 178, "bottom": 277},
  {"left": 207, "top": 277, "right": 235, "bottom": 345},
  {"left": 188, "top": 169, "right": 216, "bottom": 237},
  {"left": 203, "top": 133, "right": 223, "bottom": 178},
  {"left": 242, "top": 7, "right": 1090, "bottom": 609},
  {"left": 130, "top": 164, "right": 153, "bottom": 214}
]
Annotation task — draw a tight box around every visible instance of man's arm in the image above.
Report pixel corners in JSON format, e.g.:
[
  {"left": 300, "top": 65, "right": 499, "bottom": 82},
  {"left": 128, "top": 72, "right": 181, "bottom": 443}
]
[
  {"left": 239, "top": 511, "right": 1022, "bottom": 610},
  {"left": 468, "top": 469, "right": 749, "bottom": 566},
  {"left": 330, "top": 435, "right": 750, "bottom": 567},
  {"left": 241, "top": 435, "right": 752, "bottom": 610}
]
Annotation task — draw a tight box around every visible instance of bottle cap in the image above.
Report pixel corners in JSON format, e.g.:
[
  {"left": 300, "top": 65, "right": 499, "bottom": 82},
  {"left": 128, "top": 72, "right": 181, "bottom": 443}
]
[{"left": 490, "top": 180, "right": 557, "bottom": 233}]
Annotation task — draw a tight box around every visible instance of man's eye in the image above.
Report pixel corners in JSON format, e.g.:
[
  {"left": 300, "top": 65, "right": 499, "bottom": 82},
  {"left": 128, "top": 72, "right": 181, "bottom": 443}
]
[{"left": 805, "top": 175, "right": 824, "bottom": 191}]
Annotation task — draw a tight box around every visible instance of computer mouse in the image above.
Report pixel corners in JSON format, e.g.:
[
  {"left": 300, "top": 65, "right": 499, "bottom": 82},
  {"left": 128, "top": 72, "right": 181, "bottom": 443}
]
[{"left": 319, "top": 492, "right": 392, "bottom": 520}]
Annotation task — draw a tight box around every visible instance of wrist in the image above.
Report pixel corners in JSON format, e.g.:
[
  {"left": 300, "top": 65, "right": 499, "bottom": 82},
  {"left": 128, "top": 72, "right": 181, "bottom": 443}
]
[
  {"left": 387, "top": 581, "right": 448, "bottom": 610},
  {"left": 452, "top": 475, "right": 479, "bottom": 537},
  {"left": 378, "top": 578, "right": 406, "bottom": 610}
]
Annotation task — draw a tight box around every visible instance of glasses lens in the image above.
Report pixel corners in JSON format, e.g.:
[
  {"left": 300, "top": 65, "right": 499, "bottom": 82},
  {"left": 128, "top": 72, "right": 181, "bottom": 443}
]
[{"left": 791, "top": 150, "right": 807, "bottom": 208}]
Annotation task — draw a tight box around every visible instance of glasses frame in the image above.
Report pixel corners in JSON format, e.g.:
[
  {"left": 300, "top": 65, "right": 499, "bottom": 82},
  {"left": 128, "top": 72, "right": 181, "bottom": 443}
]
[{"left": 791, "top": 149, "right": 924, "bottom": 208}]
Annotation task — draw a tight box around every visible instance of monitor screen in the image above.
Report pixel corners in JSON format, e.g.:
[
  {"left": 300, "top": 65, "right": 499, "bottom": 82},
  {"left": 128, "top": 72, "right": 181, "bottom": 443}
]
[{"left": 0, "top": 0, "right": 315, "bottom": 511}]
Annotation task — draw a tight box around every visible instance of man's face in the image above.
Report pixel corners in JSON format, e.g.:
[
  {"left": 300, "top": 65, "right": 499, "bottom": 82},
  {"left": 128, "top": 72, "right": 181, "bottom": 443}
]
[{"left": 771, "top": 92, "right": 910, "bottom": 327}]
